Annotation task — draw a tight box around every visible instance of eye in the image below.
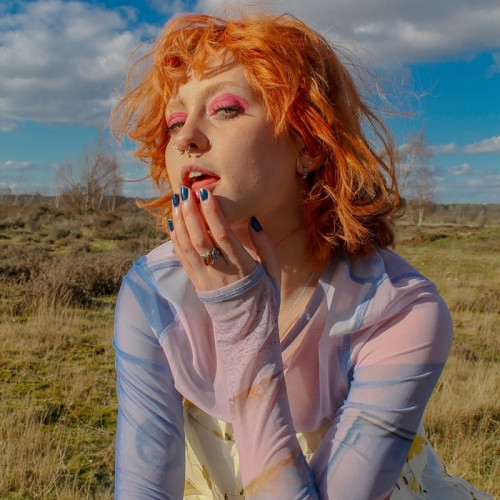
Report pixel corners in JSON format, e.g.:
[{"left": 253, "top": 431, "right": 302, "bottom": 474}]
[
  {"left": 166, "top": 111, "right": 187, "bottom": 135},
  {"left": 212, "top": 103, "right": 245, "bottom": 119},
  {"left": 208, "top": 94, "right": 249, "bottom": 120}
]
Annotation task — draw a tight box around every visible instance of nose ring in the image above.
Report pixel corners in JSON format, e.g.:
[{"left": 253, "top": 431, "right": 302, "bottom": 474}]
[
  {"left": 173, "top": 143, "right": 192, "bottom": 156},
  {"left": 173, "top": 143, "right": 185, "bottom": 155}
]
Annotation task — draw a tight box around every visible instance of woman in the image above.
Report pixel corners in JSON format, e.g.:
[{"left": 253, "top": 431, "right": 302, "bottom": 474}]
[{"left": 111, "top": 11, "right": 491, "bottom": 500}]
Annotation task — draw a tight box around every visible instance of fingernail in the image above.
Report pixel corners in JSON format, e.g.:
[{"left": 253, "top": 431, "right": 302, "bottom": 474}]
[
  {"left": 172, "top": 193, "right": 179, "bottom": 208},
  {"left": 167, "top": 219, "right": 174, "bottom": 231},
  {"left": 250, "top": 216, "right": 262, "bottom": 232},
  {"left": 180, "top": 186, "right": 188, "bottom": 201},
  {"left": 199, "top": 188, "right": 208, "bottom": 201}
]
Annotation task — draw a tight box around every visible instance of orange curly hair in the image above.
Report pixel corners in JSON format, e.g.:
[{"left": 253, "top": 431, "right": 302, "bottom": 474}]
[{"left": 110, "top": 11, "right": 404, "bottom": 269}]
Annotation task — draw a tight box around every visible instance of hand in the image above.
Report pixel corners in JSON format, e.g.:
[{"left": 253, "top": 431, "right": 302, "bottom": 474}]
[{"left": 168, "top": 186, "right": 280, "bottom": 292}]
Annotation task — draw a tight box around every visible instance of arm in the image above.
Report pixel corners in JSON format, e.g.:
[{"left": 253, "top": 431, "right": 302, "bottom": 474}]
[
  {"left": 203, "top": 271, "right": 452, "bottom": 500},
  {"left": 199, "top": 264, "right": 318, "bottom": 499},
  {"left": 309, "top": 288, "right": 454, "bottom": 499},
  {"left": 114, "top": 274, "right": 185, "bottom": 500},
  {"left": 168, "top": 187, "right": 451, "bottom": 498}
]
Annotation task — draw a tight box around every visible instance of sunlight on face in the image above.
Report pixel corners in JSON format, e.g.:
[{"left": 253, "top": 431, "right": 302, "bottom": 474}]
[{"left": 164, "top": 63, "right": 305, "bottom": 234}]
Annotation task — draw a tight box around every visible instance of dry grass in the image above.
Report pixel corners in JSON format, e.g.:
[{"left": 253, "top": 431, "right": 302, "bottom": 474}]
[
  {"left": 0, "top": 306, "right": 116, "bottom": 499},
  {"left": 1, "top": 204, "right": 499, "bottom": 498},
  {"left": 397, "top": 225, "right": 500, "bottom": 498},
  {"left": 0, "top": 202, "right": 164, "bottom": 499}
]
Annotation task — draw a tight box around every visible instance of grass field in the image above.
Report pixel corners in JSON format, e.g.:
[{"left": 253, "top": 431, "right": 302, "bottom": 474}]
[{"left": 0, "top": 203, "right": 498, "bottom": 498}]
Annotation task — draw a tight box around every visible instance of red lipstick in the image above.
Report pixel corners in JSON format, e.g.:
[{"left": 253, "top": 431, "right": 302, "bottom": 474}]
[{"left": 180, "top": 164, "right": 220, "bottom": 191}]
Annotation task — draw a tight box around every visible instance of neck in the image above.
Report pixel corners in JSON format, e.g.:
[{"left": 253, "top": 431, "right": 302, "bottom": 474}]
[
  {"left": 234, "top": 217, "right": 310, "bottom": 272},
  {"left": 233, "top": 216, "right": 322, "bottom": 339},
  {"left": 234, "top": 217, "right": 318, "bottom": 297}
]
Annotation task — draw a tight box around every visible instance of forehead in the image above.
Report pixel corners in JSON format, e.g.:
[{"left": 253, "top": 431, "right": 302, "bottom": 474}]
[{"left": 166, "top": 63, "right": 251, "bottom": 108}]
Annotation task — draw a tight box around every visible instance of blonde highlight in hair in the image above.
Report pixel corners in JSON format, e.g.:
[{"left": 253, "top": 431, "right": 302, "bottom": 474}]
[{"left": 110, "top": 11, "right": 404, "bottom": 269}]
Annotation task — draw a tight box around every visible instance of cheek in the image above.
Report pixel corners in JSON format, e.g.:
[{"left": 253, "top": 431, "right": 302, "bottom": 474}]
[
  {"left": 236, "top": 127, "right": 286, "bottom": 166},
  {"left": 164, "top": 159, "right": 179, "bottom": 191}
]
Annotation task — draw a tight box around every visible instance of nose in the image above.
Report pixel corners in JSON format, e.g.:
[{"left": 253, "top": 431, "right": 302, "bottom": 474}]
[{"left": 172, "top": 121, "right": 211, "bottom": 157}]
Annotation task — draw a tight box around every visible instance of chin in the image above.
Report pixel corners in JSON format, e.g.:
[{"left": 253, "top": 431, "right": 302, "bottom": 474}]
[{"left": 214, "top": 197, "right": 249, "bottom": 226}]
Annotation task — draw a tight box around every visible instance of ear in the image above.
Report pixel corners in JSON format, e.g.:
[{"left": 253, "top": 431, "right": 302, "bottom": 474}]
[{"left": 295, "top": 149, "right": 325, "bottom": 176}]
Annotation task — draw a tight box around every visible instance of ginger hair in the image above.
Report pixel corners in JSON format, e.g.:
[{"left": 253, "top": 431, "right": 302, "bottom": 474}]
[{"left": 110, "top": 11, "right": 404, "bottom": 269}]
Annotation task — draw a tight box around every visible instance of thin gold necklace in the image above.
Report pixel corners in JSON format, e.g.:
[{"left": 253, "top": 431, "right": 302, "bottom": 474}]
[{"left": 279, "top": 271, "right": 316, "bottom": 332}]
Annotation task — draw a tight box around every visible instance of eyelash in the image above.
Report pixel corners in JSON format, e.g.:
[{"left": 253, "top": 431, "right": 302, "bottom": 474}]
[
  {"left": 211, "top": 104, "right": 245, "bottom": 117},
  {"left": 165, "top": 121, "right": 184, "bottom": 135},
  {"left": 166, "top": 104, "right": 245, "bottom": 135}
]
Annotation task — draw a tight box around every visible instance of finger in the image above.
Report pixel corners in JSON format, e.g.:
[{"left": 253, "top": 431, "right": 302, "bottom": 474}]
[
  {"left": 198, "top": 188, "right": 255, "bottom": 275},
  {"left": 179, "top": 186, "right": 224, "bottom": 269},
  {"left": 248, "top": 216, "right": 281, "bottom": 288},
  {"left": 167, "top": 193, "right": 197, "bottom": 274},
  {"left": 169, "top": 191, "right": 202, "bottom": 276}
]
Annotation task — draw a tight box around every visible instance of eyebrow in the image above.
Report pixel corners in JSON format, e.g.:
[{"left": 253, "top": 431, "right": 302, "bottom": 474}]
[{"left": 166, "top": 81, "right": 247, "bottom": 112}]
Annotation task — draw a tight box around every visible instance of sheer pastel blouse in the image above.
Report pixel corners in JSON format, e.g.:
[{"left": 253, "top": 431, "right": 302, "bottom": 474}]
[{"left": 114, "top": 241, "right": 453, "bottom": 499}]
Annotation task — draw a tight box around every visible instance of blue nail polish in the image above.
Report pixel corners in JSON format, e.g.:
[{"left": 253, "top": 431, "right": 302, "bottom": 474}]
[
  {"left": 172, "top": 193, "right": 179, "bottom": 208},
  {"left": 200, "top": 188, "right": 208, "bottom": 201},
  {"left": 250, "top": 216, "right": 263, "bottom": 232},
  {"left": 180, "top": 186, "right": 188, "bottom": 201},
  {"left": 167, "top": 219, "right": 174, "bottom": 231}
]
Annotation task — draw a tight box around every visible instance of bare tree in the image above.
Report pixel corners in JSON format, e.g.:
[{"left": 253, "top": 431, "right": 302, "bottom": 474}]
[
  {"left": 56, "top": 134, "right": 122, "bottom": 214},
  {"left": 408, "top": 163, "right": 436, "bottom": 226},
  {"left": 12, "top": 173, "right": 27, "bottom": 206},
  {"left": 396, "top": 131, "right": 436, "bottom": 225}
]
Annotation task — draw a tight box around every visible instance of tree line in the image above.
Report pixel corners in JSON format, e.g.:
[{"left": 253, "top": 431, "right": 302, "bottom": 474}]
[{"left": 2, "top": 129, "right": 488, "bottom": 225}]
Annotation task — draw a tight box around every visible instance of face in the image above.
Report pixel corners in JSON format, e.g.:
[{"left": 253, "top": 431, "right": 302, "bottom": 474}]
[{"left": 164, "top": 64, "right": 305, "bottom": 236}]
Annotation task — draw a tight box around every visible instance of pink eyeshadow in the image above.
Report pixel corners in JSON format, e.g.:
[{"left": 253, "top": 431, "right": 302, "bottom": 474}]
[
  {"left": 208, "top": 93, "right": 249, "bottom": 114},
  {"left": 167, "top": 111, "right": 187, "bottom": 127}
]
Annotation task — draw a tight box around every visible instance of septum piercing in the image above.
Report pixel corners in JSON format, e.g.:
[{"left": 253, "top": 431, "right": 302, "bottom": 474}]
[{"left": 173, "top": 142, "right": 212, "bottom": 157}]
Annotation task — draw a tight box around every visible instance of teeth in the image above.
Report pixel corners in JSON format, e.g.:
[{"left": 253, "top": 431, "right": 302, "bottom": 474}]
[{"left": 188, "top": 171, "right": 203, "bottom": 178}]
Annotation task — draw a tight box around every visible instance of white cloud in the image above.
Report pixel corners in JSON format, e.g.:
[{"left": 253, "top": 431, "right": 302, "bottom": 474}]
[
  {"left": 0, "top": 160, "right": 33, "bottom": 170},
  {"left": 196, "top": 0, "right": 500, "bottom": 67},
  {"left": 0, "top": 0, "right": 149, "bottom": 127},
  {"left": 147, "top": 0, "right": 187, "bottom": 16},
  {"left": 464, "top": 176, "right": 500, "bottom": 187},
  {"left": 0, "top": 120, "right": 19, "bottom": 132},
  {"left": 431, "top": 143, "right": 458, "bottom": 155},
  {"left": 437, "top": 173, "right": 500, "bottom": 203},
  {"left": 447, "top": 163, "right": 495, "bottom": 176},
  {"left": 486, "top": 52, "right": 500, "bottom": 77},
  {"left": 449, "top": 163, "right": 472, "bottom": 175},
  {"left": 463, "top": 136, "right": 500, "bottom": 154},
  {"left": 431, "top": 137, "right": 500, "bottom": 155}
]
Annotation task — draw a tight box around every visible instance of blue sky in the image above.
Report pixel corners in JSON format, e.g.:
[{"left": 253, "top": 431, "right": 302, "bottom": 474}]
[{"left": 1, "top": 0, "right": 499, "bottom": 203}]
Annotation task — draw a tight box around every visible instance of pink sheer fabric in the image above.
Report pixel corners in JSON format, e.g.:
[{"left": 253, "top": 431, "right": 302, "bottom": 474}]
[{"left": 114, "top": 241, "right": 459, "bottom": 499}]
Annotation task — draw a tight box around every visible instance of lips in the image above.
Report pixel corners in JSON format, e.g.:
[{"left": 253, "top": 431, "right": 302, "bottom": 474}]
[{"left": 181, "top": 165, "right": 220, "bottom": 191}]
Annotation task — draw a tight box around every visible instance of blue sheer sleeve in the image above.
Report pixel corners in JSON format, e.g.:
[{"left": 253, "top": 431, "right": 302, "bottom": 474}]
[
  {"left": 309, "top": 291, "right": 453, "bottom": 499},
  {"left": 113, "top": 273, "right": 185, "bottom": 500}
]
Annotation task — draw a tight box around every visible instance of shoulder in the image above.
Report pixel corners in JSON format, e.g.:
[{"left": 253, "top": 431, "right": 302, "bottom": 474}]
[
  {"left": 144, "top": 239, "right": 179, "bottom": 266},
  {"left": 345, "top": 247, "right": 426, "bottom": 291},
  {"left": 328, "top": 248, "right": 448, "bottom": 336},
  {"left": 123, "top": 239, "right": 194, "bottom": 305},
  {"left": 120, "top": 240, "right": 204, "bottom": 337},
  {"left": 125, "top": 240, "right": 181, "bottom": 287}
]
